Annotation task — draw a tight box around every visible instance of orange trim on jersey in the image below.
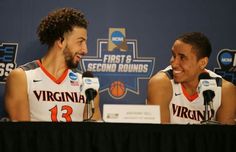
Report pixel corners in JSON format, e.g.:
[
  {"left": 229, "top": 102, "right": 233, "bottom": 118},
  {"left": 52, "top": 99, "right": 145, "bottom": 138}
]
[
  {"left": 36, "top": 60, "right": 69, "bottom": 84},
  {"left": 181, "top": 84, "right": 199, "bottom": 102}
]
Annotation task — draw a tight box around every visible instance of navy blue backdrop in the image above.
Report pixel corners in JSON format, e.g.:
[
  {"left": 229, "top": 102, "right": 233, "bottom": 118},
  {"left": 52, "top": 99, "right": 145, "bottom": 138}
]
[{"left": 0, "top": 0, "right": 235, "bottom": 118}]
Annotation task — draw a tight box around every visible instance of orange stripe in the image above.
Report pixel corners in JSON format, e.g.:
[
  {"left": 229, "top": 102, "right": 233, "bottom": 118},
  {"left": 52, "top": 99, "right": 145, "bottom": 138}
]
[
  {"left": 181, "top": 84, "right": 198, "bottom": 102},
  {"left": 36, "top": 60, "right": 68, "bottom": 84},
  {"left": 55, "top": 69, "right": 69, "bottom": 84}
]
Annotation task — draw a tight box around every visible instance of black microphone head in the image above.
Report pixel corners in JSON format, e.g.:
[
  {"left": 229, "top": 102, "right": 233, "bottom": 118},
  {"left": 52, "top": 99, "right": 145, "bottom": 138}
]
[
  {"left": 85, "top": 88, "right": 97, "bottom": 101},
  {"left": 198, "top": 72, "right": 211, "bottom": 80},
  {"left": 82, "top": 71, "right": 94, "bottom": 78},
  {"left": 203, "top": 89, "right": 215, "bottom": 101}
]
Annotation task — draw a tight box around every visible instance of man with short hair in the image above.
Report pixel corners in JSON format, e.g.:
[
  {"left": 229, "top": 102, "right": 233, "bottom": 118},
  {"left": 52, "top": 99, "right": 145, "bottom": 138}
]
[{"left": 147, "top": 32, "right": 236, "bottom": 124}]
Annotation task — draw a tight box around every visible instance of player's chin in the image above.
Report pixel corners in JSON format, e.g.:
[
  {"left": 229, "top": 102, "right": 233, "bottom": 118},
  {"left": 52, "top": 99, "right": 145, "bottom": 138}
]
[
  {"left": 68, "top": 61, "right": 79, "bottom": 69},
  {"left": 173, "top": 76, "right": 182, "bottom": 83},
  {"left": 73, "top": 61, "right": 79, "bottom": 68},
  {"left": 73, "top": 58, "right": 80, "bottom": 65}
]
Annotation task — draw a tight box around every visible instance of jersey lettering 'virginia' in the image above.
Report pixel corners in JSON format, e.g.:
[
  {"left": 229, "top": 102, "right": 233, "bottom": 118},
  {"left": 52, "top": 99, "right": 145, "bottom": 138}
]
[
  {"left": 172, "top": 103, "right": 213, "bottom": 121},
  {"left": 33, "top": 90, "right": 85, "bottom": 103}
]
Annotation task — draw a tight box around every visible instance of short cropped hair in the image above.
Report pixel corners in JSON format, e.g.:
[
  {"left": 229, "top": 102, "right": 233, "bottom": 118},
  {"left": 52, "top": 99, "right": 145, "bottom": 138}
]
[
  {"left": 176, "top": 32, "right": 212, "bottom": 60},
  {"left": 37, "top": 8, "right": 88, "bottom": 47}
]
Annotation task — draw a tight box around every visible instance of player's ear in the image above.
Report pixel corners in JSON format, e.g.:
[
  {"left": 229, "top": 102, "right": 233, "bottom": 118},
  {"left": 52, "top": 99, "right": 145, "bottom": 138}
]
[
  {"left": 55, "top": 37, "right": 65, "bottom": 49},
  {"left": 199, "top": 57, "right": 208, "bottom": 69}
]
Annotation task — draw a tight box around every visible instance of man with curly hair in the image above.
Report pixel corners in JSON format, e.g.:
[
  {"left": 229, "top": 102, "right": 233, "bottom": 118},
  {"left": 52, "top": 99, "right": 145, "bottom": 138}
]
[{"left": 4, "top": 8, "right": 101, "bottom": 122}]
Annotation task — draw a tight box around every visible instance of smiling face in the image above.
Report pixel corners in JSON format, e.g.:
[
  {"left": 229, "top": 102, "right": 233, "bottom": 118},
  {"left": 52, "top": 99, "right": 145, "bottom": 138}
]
[
  {"left": 170, "top": 40, "right": 207, "bottom": 85},
  {"left": 62, "top": 26, "right": 88, "bottom": 69}
]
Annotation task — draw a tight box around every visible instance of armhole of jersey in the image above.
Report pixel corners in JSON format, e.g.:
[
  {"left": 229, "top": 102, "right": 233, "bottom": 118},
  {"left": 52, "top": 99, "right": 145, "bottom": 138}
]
[
  {"left": 206, "top": 69, "right": 222, "bottom": 87},
  {"left": 19, "top": 60, "right": 39, "bottom": 71},
  {"left": 164, "top": 69, "right": 173, "bottom": 80},
  {"left": 215, "top": 77, "right": 222, "bottom": 87},
  {"left": 18, "top": 60, "right": 39, "bottom": 96}
]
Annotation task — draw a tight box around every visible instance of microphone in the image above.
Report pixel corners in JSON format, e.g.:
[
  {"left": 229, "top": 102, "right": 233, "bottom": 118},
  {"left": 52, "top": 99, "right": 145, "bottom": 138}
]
[
  {"left": 203, "top": 90, "right": 215, "bottom": 115},
  {"left": 82, "top": 71, "right": 99, "bottom": 115},
  {"left": 198, "top": 72, "right": 216, "bottom": 118}
]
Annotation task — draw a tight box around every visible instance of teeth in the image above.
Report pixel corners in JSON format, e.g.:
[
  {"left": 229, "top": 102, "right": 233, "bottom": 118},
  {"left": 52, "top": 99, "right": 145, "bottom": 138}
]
[{"left": 173, "top": 70, "right": 182, "bottom": 74}]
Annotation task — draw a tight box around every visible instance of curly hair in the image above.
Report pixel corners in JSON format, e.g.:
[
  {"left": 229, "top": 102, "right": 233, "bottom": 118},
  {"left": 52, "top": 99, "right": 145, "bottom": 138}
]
[
  {"left": 176, "top": 32, "right": 212, "bottom": 60},
  {"left": 37, "top": 8, "right": 88, "bottom": 47}
]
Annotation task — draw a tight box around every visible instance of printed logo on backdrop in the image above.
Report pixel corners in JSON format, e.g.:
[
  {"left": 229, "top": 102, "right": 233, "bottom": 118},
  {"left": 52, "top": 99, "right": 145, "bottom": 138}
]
[
  {"left": 80, "top": 28, "right": 155, "bottom": 99},
  {"left": 214, "top": 49, "right": 236, "bottom": 85},
  {"left": 0, "top": 43, "right": 18, "bottom": 83}
]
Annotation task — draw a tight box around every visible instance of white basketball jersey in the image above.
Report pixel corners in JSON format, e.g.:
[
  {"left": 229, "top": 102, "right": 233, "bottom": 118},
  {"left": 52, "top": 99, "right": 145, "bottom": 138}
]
[
  {"left": 20, "top": 60, "right": 86, "bottom": 122},
  {"left": 162, "top": 66, "right": 222, "bottom": 124}
]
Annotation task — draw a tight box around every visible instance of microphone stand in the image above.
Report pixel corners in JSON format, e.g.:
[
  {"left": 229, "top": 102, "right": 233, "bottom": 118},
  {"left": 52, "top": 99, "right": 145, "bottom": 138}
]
[
  {"left": 87, "top": 100, "right": 91, "bottom": 120},
  {"left": 84, "top": 99, "right": 95, "bottom": 122},
  {"left": 201, "top": 101, "right": 209, "bottom": 123},
  {"left": 200, "top": 97, "right": 220, "bottom": 125}
]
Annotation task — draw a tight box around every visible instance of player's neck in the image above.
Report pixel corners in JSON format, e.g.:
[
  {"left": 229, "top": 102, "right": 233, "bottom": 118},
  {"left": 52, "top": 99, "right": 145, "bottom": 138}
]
[
  {"left": 41, "top": 50, "right": 68, "bottom": 79},
  {"left": 181, "top": 80, "right": 199, "bottom": 96}
]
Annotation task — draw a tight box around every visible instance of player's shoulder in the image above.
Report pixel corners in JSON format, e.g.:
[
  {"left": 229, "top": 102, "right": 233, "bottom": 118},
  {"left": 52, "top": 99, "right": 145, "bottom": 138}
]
[
  {"left": 7, "top": 60, "right": 38, "bottom": 82},
  {"left": 6, "top": 67, "right": 26, "bottom": 84},
  {"left": 9, "top": 67, "right": 25, "bottom": 76},
  {"left": 222, "top": 79, "right": 236, "bottom": 91},
  {"left": 151, "top": 71, "right": 169, "bottom": 81},
  {"left": 150, "top": 66, "right": 172, "bottom": 83},
  {"left": 149, "top": 71, "right": 171, "bottom": 90}
]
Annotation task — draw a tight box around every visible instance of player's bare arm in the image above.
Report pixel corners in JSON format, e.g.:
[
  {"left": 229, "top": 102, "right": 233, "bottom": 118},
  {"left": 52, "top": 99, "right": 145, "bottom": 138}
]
[
  {"left": 216, "top": 79, "right": 236, "bottom": 125},
  {"left": 4, "top": 68, "right": 30, "bottom": 121},
  {"left": 147, "top": 72, "right": 173, "bottom": 123}
]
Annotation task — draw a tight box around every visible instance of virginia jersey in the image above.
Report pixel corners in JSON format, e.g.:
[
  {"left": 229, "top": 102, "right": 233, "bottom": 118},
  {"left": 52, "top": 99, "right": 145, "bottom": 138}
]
[
  {"left": 20, "top": 60, "right": 86, "bottom": 122},
  {"left": 162, "top": 66, "right": 222, "bottom": 124}
]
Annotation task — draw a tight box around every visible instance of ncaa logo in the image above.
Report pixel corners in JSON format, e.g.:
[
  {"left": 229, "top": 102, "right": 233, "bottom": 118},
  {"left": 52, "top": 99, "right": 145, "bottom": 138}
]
[
  {"left": 220, "top": 52, "right": 232, "bottom": 66},
  {"left": 69, "top": 72, "right": 77, "bottom": 80},
  {"left": 214, "top": 49, "right": 236, "bottom": 85},
  {"left": 111, "top": 31, "right": 124, "bottom": 45},
  {"left": 202, "top": 80, "right": 210, "bottom": 86},
  {"left": 85, "top": 78, "right": 92, "bottom": 84}
]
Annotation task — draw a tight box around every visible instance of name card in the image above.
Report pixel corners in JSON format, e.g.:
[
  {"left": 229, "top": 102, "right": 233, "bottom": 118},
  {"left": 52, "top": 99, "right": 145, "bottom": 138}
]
[{"left": 103, "top": 104, "right": 160, "bottom": 124}]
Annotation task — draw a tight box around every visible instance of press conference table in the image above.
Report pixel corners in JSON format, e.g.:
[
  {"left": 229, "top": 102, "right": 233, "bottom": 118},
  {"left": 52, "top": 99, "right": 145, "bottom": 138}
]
[{"left": 0, "top": 122, "right": 235, "bottom": 152}]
